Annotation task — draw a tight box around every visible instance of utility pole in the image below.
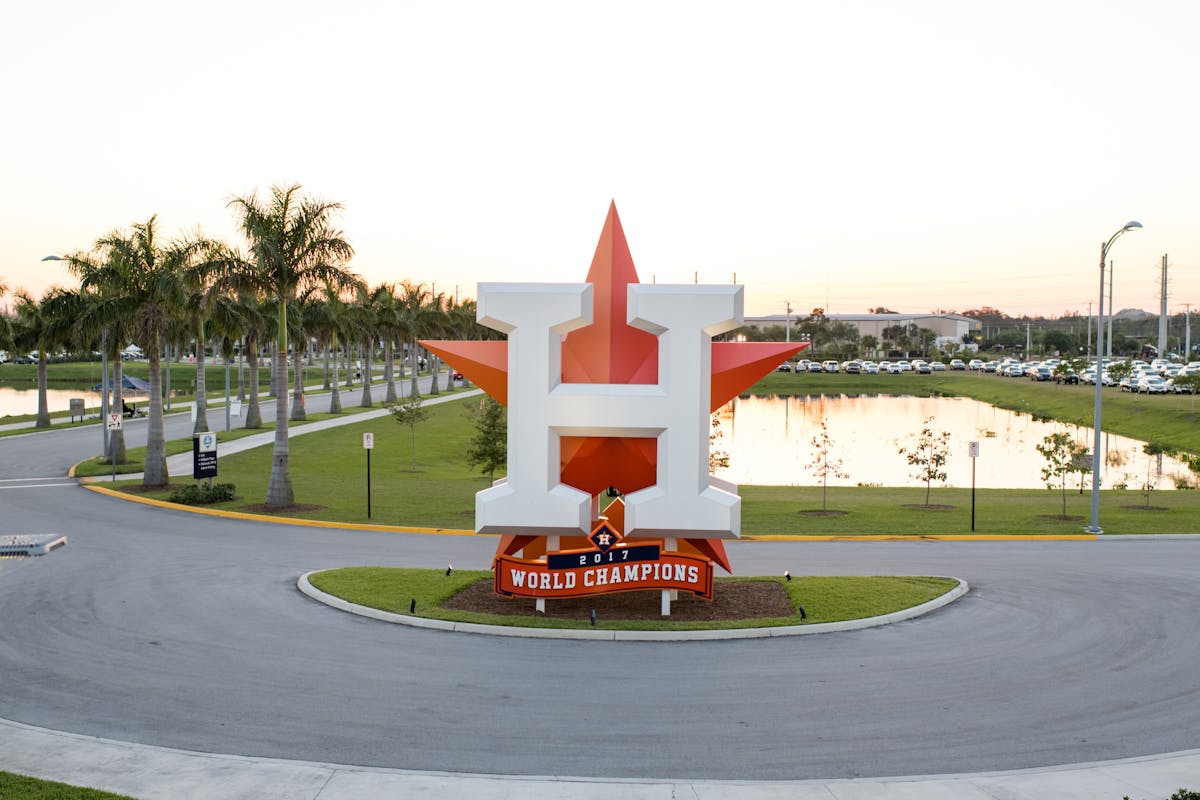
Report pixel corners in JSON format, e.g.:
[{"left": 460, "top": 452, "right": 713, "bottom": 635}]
[
  {"left": 785, "top": 301, "right": 793, "bottom": 342},
  {"left": 1185, "top": 303, "right": 1193, "bottom": 362},
  {"left": 1158, "top": 254, "right": 1168, "bottom": 356},
  {"left": 1086, "top": 300, "right": 1092, "bottom": 358},
  {"left": 1106, "top": 260, "right": 1114, "bottom": 359}
]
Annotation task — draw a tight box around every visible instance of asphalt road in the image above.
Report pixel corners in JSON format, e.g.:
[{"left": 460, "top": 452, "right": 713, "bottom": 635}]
[{"left": 2, "top": 395, "right": 1199, "bottom": 781}]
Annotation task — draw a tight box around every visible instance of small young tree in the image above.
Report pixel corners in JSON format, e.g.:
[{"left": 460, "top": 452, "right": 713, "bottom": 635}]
[
  {"left": 466, "top": 396, "right": 506, "bottom": 482},
  {"left": 708, "top": 413, "right": 730, "bottom": 472},
  {"left": 1141, "top": 442, "right": 1169, "bottom": 508},
  {"left": 388, "top": 393, "right": 429, "bottom": 471},
  {"left": 899, "top": 416, "right": 951, "bottom": 506},
  {"left": 806, "top": 418, "right": 847, "bottom": 511},
  {"left": 1036, "top": 431, "right": 1087, "bottom": 517},
  {"left": 1107, "top": 360, "right": 1132, "bottom": 388}
]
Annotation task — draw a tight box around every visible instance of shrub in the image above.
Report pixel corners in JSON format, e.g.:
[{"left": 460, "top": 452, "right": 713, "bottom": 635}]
[{"left": 169, "top": 482, "right": 236, "bottom": 505}]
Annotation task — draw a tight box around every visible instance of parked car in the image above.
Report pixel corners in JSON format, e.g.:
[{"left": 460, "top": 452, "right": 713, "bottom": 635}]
[
  {"left": 1135, "top": 376, "right": 1168, "bottom": 394},
  {"left": 1054, "top": 371, "right": 1080, "bottom": 385},
  {"left": 1030, "top": 366, "right": 1053, "bottom": 381},
  {"left": 822, "top": 360, "right": 840, "bottom": 373},
  {"left": 776, "top": 362, "right": 792, "bottom": 372},
  {"left": 916, "top": 362, "right": 933, "bottom": 374},
  {"left": 950, "top": 359, "right": 966, "bottom": 370},
  {"left": 807, "top": 361, "right": 823, "bottom": 373},
  {"left": 931, "top": 361, "right": 947, "bottom": 371}
]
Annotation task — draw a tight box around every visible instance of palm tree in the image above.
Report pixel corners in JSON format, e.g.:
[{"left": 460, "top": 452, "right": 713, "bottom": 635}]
[
  {"left": 371, "top": 284, "right": 403, "bottom": 403},
  {"left": 305, "top": 284, "right": 351, "bottom": 413},
  {"left": 11, "top": 288, "right": 75, "bottom": 428},
  {"left": 223, "top": 183, "right": 359, "bottom": 507},
  {"left": 397, "top": 282, "right": 443, "bottom": 399},
  {"left": 66, "top": 216, "right": 200, "bottom": 486},
  {"left": 424, "top": 290, "right": 449, "bottom": 395},
  {"left": 63, "top": 286, "right": 132, "bottom": 463},
  {"left": 346, "top": 284, "right": 387, "bottom": 408}
]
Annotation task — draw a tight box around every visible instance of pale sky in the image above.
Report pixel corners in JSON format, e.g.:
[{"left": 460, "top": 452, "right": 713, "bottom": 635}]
[{"left": 2, "top": 0, "right": 1196, "bottom": 320}]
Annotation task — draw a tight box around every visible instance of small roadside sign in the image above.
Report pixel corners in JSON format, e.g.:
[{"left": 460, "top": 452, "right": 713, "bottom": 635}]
[
  {"left": 363, "top": 432, "right": 375, "bottom": 450},
  {"left": 106, "top": 413, "right": 123, "bottom": 431},
  {"left": 968, "top": 441, "right": 980, "bottom": 458},
  {"left": 193, "top": 433, "right": 218, "bottom": 479}
]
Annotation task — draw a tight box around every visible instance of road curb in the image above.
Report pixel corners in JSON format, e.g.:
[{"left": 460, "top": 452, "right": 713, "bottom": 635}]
[{"left": 298, "top": 571, "right": 969, "bottom": 640}]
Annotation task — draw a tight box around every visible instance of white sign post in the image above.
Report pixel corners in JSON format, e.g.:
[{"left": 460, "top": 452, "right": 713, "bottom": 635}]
[
  {"left": 106, "top": 414, "right": 123, "bottom": 481},
  {"left": 968, "top": 441, "right": 979, "bottom": 531}
]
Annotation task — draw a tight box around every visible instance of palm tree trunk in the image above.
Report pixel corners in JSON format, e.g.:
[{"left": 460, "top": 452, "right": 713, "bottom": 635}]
[
  {"left": 110, "top": 358, "right": 127, "bottom": 464},
  {"left": 430, "top": 355, "right": 440, "bottom": 395},
  {"left": 290, "top": 345, "right": 307, "bottom": 421},
  {"left": 360, "top": 338, "right": 374, "bottom": 407},
  {"left": 244, "top": 333, "right": 262, "bottom": 428},
  {"left": 144, "top": 336, "right": 168, "bottom": 486},
  {"left": 266, "top": 333, "right": 295, "bottom": 507},
  {"left": 344, "top": 346, "right": 354, "bottom": 388},
  {"left": 409, "top": 341, "right": 419, "bottom": 398},
  {"left": 322, "top": 342, "right": 331, "bottom": 389},
  {"left": 35, "top": 353, "right": 50, "bottom": 428},
  {"left": 384, "top": 341, "right": 397, "bottom": 403},
  {"left": 194, "top": 329, "right": 209, "bottom": 434},
  {"left": 237, "top": 341, "right": 245, "bottom": 403},
  {"left": 330, "top": 334, "right": 342, "bottom": 413}
]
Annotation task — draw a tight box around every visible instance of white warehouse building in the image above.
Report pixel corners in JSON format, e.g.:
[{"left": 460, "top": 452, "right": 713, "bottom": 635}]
[{"left": 743, "top": 312, "right": 982, "bottom": 352}]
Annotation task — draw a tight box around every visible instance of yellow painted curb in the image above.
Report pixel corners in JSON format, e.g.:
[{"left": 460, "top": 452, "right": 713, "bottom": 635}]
[
  {"left": 77, "top": 484, "right": 1100, "bottom": 541},
  {"left": 743, "top": 534, "right": 1098, "bottom": 541},
  {"left": 80, "top": 484, "right": 477, "bottom": 536}
]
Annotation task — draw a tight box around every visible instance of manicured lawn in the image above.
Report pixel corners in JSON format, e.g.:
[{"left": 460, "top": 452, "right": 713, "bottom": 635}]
[
  {"left": 0, "top": 771, "right": 135, "bottom": 800},
  {"left": 100, "top": 390, "right": 484, "bottom": 526},
  {"left": 307, "top": 567, "right": 959, "bottom": 630},
  {"left": 740, "top": 485, "right": 1200, "bottom": 535}
]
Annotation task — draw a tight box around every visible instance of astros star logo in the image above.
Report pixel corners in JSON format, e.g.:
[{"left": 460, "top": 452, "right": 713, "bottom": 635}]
[{"left": 422, "top": 203, "right": 806, "bottom": 573}]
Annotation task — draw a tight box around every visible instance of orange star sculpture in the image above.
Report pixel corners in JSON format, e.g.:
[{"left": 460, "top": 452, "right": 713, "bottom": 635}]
[{"left": 422, "top": 202, "right": 807, "bottom": 574}]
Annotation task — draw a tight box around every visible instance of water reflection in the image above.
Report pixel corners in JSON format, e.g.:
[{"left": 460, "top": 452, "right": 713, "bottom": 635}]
[
  {"left": 0, "top": 387, "right": 102, "bottom": 418},
  {"left": 713, "top": 394, "right": 1193, "bottom": 490}
]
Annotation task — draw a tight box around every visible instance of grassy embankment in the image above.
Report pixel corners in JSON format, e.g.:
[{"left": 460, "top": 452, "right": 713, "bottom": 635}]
[
  {"left": 307, "top": 567, "right": 958, "bottom": 630},
  {"left": 0, "top": 771, "right": 135, "bottom": 800},
  {"left": 92, "top": 386, "right": 1200, "bottom": 534}
]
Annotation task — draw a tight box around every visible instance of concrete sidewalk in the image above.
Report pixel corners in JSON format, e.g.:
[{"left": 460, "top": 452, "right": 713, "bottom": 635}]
[{"left": 3, "top": 717, "right": 1198, "bottom": 800}]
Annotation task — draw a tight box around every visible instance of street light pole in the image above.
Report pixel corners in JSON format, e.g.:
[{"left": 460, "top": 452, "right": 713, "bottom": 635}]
[
  {"left": 1088, "top": 221, "right": 1142, "bottom": 534},
  {"left": 785, "top": 301, "right": 793, "bottom": 343}
]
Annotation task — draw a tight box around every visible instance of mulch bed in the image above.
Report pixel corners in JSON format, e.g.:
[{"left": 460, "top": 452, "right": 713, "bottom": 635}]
[
  {"left": 798, "top": 510, "right": 847, "bottom": 517},
  {"left": 1036, "top": 514, "right": 1085, "bottom": 521},
  {"left": 901, "top": 504, "right": 956, "bottom": 510},
  {"left": 441, "top": 578, "right": 795, "bottom": 621},
  {"left": 1121, "top": 505, "right": 1169, "bottom": 512}
]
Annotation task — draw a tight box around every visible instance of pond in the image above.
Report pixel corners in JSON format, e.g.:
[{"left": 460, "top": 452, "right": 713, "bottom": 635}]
[
  {"left": 712, "top": 394, "right": 1194, "bottom": 491},
  {"left": 0, "top": 387, "right": 106, "bottom": 419}
]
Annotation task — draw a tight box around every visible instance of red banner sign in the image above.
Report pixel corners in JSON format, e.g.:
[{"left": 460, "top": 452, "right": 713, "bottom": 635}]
[{"left": 494, "top": 545, "right": 714, "bottom": 600}]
